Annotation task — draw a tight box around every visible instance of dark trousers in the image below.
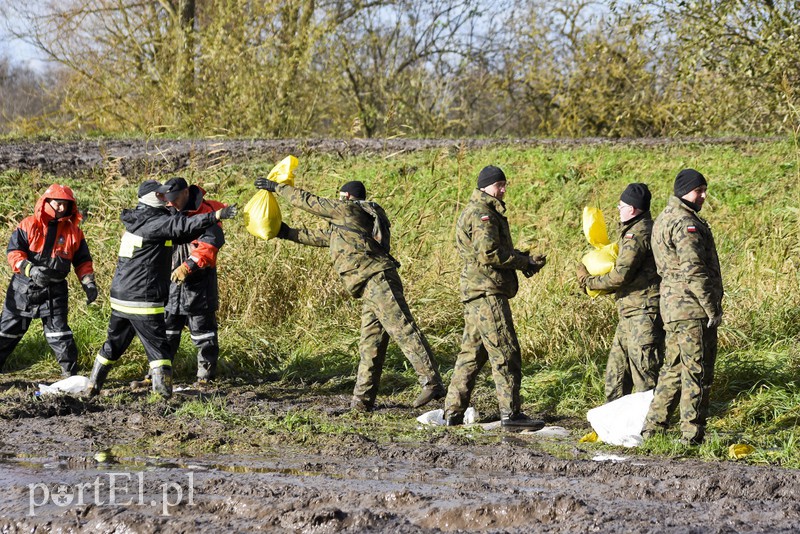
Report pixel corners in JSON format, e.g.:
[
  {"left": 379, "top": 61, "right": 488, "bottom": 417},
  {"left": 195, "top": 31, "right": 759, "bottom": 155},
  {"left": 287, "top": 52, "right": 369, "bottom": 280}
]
[
  {"left": 98, "top": 312, "right": 171, "bottom": 368},
  {"left": 0, "top": 306, "right": 77, "bottom": 375},
  {"left": 165, "top": 311, "right": 219, "bottom": 379}
]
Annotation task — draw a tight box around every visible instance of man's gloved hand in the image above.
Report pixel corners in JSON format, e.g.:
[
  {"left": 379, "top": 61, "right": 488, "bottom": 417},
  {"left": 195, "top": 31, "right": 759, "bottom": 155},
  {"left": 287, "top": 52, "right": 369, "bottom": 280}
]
[
  {"left": 707, "top": 313, "right": 722, "bottom": 328},
  {"left": 171, "top": 263, "right": 191, "bottom": 285},
  {"left": 29, "top": 265, "right": 66, "bottom": 287},
  {"left": 254, "top": 177, "right": 279, "bottom": 192},
  {"left": 576, "top": 263, "right": 590, "bottom": 288},
  {"left": 522, "top": 253, "right": 546, "bottom": 278},
  {"left": 81, "top": 274, "right": 98, "bottom": 305},
  {"left": 215, "top": 204, "right": 238, "bottom": 220},
  {"left": 276, "top": 222, "right": 291, "bottom": 239}
]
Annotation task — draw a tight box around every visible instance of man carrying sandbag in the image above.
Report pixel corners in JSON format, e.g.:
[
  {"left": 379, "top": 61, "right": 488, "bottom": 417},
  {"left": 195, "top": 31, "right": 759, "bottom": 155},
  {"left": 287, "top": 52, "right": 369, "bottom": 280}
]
[
  {"left": 443, "top": 165, "right": 547, "bottom": 431},
  {"left": 130, "top": 177, "right": 227, "bottom": 388},
  {"left": 642, "top": 169, "right": 723, "bottom": 445},
  {"left": 254, "top": 177, "right": 446, "bottom": 411},
  {"left": 577, "top": 183, "right": 664, "bottom": 402},
  {"left": 85, "top": 180, "right": 237, "bottom": 398}
]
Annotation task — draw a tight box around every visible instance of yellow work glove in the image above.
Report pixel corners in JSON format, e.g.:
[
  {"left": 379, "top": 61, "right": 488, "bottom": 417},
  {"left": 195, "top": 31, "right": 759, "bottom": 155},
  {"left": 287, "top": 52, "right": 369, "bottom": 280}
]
[{"left": 170, "top": 263, "right": 191, "bottom": 284}]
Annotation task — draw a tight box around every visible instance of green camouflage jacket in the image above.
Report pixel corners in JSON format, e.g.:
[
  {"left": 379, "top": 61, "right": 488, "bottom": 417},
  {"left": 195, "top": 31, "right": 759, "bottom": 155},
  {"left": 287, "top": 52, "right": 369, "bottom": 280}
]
[
  {"left": 652, "top": 195, "right": 723, "bottom": 323},
  {"left": 584, "top": 212, "right": 661, "bottom": 317},
  {"left": 275, "top": 184, "right": 396, "bottom": 298},
  {"left": 456, "top": 189, "right": 530, "bottom": 303}
]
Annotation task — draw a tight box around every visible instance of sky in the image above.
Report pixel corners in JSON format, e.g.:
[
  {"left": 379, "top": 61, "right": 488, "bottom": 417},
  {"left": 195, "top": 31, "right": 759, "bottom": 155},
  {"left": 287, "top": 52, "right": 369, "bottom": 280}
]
[{"left": 0, "top": 15, "right": 49, "bottom": 71}]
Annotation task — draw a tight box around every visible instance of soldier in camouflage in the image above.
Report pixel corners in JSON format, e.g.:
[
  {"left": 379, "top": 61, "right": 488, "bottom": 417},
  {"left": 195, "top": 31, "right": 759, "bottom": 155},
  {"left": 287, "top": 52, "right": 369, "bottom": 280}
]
[
  {"left": 254, "top": 177, "right": 445, "bottom": 411},
  {"left": 443, "top": 165, "right": 547, "bottom": 431},
  {"left": 642, "top": 169, "right": 723, "bottom": 445},
  {"left": 577, "top": 183, "right": 664, "bottom": 402}
]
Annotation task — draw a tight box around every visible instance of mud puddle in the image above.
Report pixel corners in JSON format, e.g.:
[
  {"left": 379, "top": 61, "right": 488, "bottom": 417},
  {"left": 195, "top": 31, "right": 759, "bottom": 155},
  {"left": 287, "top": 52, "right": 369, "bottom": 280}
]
[{"left": 0, "top": 377, "right": 799, "bottom": 532}]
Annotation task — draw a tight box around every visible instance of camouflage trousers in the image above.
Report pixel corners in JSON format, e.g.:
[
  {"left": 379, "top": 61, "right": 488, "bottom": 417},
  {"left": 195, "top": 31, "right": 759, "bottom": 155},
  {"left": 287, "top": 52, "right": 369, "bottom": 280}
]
[
  {"left": 605, "top": 312, "right": 664, "bottom": 402},
  {"left": 352, "top": 269, "right": 442, "bottom": 405},
  {"left": 643, "top": 318, "right": 718, "bottom": 442},
  {"left": 444, "top": 294, "right": 521, "bottom": 419}
]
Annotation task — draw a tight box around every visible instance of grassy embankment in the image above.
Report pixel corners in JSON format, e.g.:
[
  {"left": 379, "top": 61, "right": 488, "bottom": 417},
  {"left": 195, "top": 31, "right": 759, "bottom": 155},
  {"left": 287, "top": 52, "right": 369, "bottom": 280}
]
[{"left": 0, "top": 139, "right": 799, "bottom": 465}]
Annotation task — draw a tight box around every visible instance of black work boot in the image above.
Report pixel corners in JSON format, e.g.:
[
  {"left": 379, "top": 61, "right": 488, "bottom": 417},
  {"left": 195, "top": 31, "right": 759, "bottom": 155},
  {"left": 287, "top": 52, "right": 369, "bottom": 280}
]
[
  {"left": 500, "top": 412, "right": 545, "bottom": 432},
  {"left": 445, "top": 412, "right": 464, "bottom": 426},
  {"left": 350, "top": 396, "right": 374, "bottom": 413},
  {"left": 151, "top": 366, "right": 173, "bottom": 398},
  {"left": 86, "top": 358, "right": 111, "bottom": 397},
  {"left": 413, "top": 383, "right": 446, "bottom": 408}
]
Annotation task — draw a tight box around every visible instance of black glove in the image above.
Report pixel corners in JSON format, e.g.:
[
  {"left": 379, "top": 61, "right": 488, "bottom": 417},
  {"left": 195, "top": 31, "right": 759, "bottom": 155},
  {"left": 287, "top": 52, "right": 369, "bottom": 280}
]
[
  {"left": 707, "top": 313, "right": 722, "bottom": 328},
  {"left": 254, "top": 177, "right": 279, "bottom": 192},
  {"left": 523, "top": 254, "right": 547, "bottom": 278},
  {"left": 276, "top": 222, "right": 291, "bottom": 239},
  {"left": 215, "top": 204, "right": 238, "bottom": 220},
  {"left": 81, "top": 274, "right": 98, "bottom": 305},
  {"left": 29, "top": 265, "right": 67, "bottom": 287},
  {"left": 576, "top": 263, "right": 590, "bottom": 288}
]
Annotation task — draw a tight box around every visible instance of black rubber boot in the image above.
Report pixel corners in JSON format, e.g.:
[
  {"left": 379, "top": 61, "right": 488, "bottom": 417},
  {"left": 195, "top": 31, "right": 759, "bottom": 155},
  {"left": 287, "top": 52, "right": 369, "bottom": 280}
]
[
  {"left": 86, "top": 358, "right": 111, "bottom": 397},
  {"left": 413, "top": 383, "right": 446, "bottom": 408},
  {"left": 151, "top": 366, "right": 173, "bottom": 398},
  {"left": 500, "top": 412, "right": 545, "bottom": 432}
]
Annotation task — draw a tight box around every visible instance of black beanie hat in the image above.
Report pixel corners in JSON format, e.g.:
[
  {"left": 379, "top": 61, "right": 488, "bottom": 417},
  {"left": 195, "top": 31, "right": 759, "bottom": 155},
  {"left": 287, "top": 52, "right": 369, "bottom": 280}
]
[
  {"left": 340, "top": 180, "right": 366, "bottom": 200},
  {"left": 137, "top": 180, "right": 163, "bottom": 198},
  {"left": 674, "top": 169, "right": 707, "bottom": 198},
  {"left": 477, "top": 165, "right": 506, "bottom": 189},
  {"left": 620, "top": 183, "right": 651, "bottom": 211}
]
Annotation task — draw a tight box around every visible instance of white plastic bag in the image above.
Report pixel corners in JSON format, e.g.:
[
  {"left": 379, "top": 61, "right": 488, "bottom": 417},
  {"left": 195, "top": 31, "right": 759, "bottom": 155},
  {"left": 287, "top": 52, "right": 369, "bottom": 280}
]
[
  {"left": 38, "top": 375, "right": 89, "bottom": 395},
  {"left": 586, "top": 389, "right": 654, "bottom": 447},
  {"left": 416, "top": 407, "right": 478, "bottom": 426}
]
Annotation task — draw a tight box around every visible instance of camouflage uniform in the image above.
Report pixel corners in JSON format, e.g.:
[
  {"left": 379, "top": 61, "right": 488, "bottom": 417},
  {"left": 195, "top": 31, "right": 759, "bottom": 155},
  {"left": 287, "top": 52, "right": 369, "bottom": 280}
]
[
  {"left": 275, "top": 184, "right": 443, "bottom": 407},
  {"left": 444, "top": 189, "right": 533, "bottom": 419},
  {"left": 644, "top": 195, "right": 723, "bottom": 442},
  {"left": 582, "top": 212, "right": 664, "bottom": 401}
]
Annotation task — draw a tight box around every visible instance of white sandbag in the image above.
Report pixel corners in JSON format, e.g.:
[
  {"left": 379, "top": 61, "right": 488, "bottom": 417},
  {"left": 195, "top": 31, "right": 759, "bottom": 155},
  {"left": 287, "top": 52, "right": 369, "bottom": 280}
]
[
  {"left": 586, "top": 389, "right": 654, "bottom": 448},
  {"left": 416, "top": 407, "right": 478, "bottom": 426},
  {"left": 38, "top": 375, "right": 89, "bottom": 395}
]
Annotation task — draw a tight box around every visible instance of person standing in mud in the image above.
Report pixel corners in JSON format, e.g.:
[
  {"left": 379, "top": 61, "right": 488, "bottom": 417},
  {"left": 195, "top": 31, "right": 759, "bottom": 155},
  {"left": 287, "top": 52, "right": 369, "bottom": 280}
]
[
  {"left": 577, "top": 183, "right": 664, "bottom": 402},
  {"left": 85, "top": 180, "right": 237, "bottom": 399},
  {"left": 254, "top": 177, "right": 446, "bottom": 411},
  {"left": 130, "top": 177, "right": 227, "bottom": 388},
  {"left": 642, "top": 169, "right": 723, "bottom": 445},
  {"left": 0, "top": 184, "right": 97, "bottom": 377},
  {"left": 443, "top": 165, "right": 547, "bottom": 430}
]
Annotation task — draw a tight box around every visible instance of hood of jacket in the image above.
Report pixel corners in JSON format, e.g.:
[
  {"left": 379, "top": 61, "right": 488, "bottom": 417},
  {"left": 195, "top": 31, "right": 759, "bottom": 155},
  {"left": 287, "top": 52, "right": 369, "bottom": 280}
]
[{"left": 34, "top": 184, "right": 82, "bottom": 226}]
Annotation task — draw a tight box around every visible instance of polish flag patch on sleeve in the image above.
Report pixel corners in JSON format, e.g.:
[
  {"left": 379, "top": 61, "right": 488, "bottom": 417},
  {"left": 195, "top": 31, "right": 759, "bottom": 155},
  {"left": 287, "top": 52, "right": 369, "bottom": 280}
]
[
  {"left": 480, "top": 215, "right": 490, "bottom": 221},
  {"left": 624, "top": 233, "right": 635, "bottom": 239},
  {"left": 687, "top": 225, "right": 697, "bottom": 233}
]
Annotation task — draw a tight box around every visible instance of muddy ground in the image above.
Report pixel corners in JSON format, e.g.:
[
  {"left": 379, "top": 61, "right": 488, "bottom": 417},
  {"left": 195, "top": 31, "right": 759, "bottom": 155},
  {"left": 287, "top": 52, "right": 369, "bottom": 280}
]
[
  {"left": 0, "top": 136, "right": 779, "bottom": 176},
  {"left": 1, "top": 137, "right": 798, "bottom": 533},
  {"left": 0, "top": 377, "right": 798, "bottom": 533}
]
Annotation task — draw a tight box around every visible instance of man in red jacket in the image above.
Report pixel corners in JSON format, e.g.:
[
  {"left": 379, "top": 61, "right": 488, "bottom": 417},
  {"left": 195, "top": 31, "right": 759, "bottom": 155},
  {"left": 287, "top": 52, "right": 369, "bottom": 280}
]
[{"left": 0, "top": 184, "right": 97, "bottom": 377}]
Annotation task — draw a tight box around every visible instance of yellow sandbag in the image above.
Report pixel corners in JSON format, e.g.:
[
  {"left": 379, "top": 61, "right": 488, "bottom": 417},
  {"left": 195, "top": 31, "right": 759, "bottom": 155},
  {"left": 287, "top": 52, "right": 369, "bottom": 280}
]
[
  {"left": 582, "top": 243, "right": 618, "bottom": 298},
  {"left": 583, "top": 206, "right": 610, "bottom": 248},
  {"left": 582, "top": 243, "right": 619, "bottom": 276},
  {"left": 243, "top": 155, "right": 298, "bottom": 240},
  {"left": 728, "top": 443, "right": 755, "bottom": 459}
]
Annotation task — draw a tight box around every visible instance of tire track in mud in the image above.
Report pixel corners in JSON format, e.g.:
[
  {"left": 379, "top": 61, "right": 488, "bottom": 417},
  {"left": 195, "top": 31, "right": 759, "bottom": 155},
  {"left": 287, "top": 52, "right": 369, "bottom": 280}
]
[{"left": 0, "top": 137, "right": 782, "bottom": 176}]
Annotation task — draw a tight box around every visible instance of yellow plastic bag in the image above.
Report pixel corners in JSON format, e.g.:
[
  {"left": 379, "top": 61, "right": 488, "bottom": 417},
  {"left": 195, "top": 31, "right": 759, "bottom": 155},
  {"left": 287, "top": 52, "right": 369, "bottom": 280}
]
[
  {"left": 243, "top": 155, "right": 298, "bottom": 240},
  {"left": 579, "top": 431, "right": 599, "bottom": 443},
  {"left": 728, "top": 443, "right": 755, "bottom": 459},
  {"left": 580, "top": 206, "right": 617, "bottom": 298},
  {"left": 583, "top": 206, "right": 610, "bottom": 249}
]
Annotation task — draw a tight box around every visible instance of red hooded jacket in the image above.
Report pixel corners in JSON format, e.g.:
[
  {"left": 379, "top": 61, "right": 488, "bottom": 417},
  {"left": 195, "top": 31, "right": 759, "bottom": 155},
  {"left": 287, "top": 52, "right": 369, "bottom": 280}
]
[{"left": 5, "top": 184, "right": 93, "bottom": 317}]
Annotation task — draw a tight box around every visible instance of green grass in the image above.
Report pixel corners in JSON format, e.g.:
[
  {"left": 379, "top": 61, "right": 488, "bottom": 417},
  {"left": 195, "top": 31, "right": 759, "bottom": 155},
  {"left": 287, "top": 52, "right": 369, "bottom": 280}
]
[{"left": 2, "top": 139, "right": 800, "bottom": 465}]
